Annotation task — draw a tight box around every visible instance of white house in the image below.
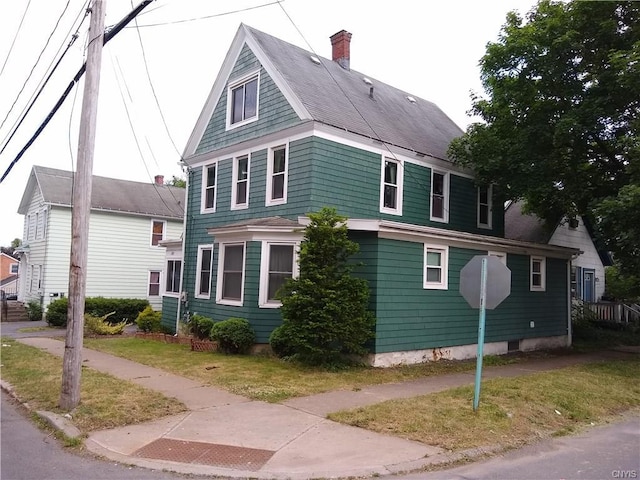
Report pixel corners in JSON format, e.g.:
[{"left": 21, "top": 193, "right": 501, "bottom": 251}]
[
  {"left": 505, "top": 200, "right": 611, "bottom": 302},
  {"left": 16, "top": 166, "right": 185, "bottom": 310}
]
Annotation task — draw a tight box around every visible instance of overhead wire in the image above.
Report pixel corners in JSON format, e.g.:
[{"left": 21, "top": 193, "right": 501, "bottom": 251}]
[
  {"left": 0, "top": 0, "right": 33, "bottom": 77},
  {"left": 276, "top": 2, "right": 453, "bottom": 218},
  {"left": 0, "top": 0, "right": 156, "bottom": 184},
  {"left": 1, "top": 1, "right": 90, "bottom": 154},
  {"left": 131, "top": 0, "right": 283, "bottom": 28},
  {"left": 0, "top": 0, "right": 73, "bottom": 134},
  {"left": 110, "top": 50, "right": 178, "bottom": 215}
]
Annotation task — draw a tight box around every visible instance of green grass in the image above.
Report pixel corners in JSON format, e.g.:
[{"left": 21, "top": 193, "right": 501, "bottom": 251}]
[
  {"left": 0, "top": 338, "right": 187, "bottom": 433},
  {"left": 83, "top": 337, "right": 482, "bottom": 402},
  {"left": 329, "top": 358, "right": 640, "bottom": 452}
]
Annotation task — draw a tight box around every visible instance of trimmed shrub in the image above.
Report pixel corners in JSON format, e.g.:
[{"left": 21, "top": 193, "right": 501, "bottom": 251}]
[
  {"left": 45, "top": 297, "right": 150, "bottom": 327},
  {"left": 190, "top": 314, "right": 215, "bottom": 340},
  {"left": 136, "top": 306, "right": 162, "bottom": 333},
  {"left": 85, "top": 297, "right": 149, "bottom": 323},
  {"left": 46, "top": 297, "right": 68, "bottom": 327},
  {"left": 210, "top": 318, "right": 255, "bottom": 354},
  {"left": 268, "top": 325, "right": 295, "bottom": 358},
  {"left": 26, "top": 300, "right": 43, "bottom": 321},
  {"left": 84, "top": 312, "right": 127, "bottom": 335}
]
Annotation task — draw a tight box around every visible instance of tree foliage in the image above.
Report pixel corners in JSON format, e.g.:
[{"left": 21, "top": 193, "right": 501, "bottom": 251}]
[
  {"left": 167, "top": 175, "right": 186, "bottom": 188},
  {"left": 271, "top": 207, "right": 375, "bottom": 366},
  {"left": 449, "top": 1, "right": 639, "bottom": 267}
]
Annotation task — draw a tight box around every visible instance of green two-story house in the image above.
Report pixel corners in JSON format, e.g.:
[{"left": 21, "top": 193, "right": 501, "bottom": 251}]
[{"left": 160, "top": 24, "right": 578, "bottom": 366}]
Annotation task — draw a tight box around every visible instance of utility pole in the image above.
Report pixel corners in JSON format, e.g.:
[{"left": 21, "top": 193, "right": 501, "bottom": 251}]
[{"left": 60, "top": 0, "right": 106, "bottom": 411}]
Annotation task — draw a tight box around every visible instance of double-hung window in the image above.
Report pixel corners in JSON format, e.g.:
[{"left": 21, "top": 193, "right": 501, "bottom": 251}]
[
  {"left": 232, "top": 155, "right": 250, "bottom": 209},
  {"left": 202, "top": 164, "right": 217, "bottom": 212},
  {"left": 530, "top": 256, "right": 546, "bottom": 291},
  {"left": 380, "top": 157, "right": 402, "bottom": 215},
  {"left": 430, "top": 170, "right": 449, "bottom": 222},
  {"left": 196, "top": 246, "right": 213, "bottom": 298},
  {"left": 10, "top": 264, "right": 19, "bottom": 274},
  {"left": 266, "top": 145, "right": 287, "bottom": 205},
  {"left": 151, "top": 220, "right": 165, "bottom": 246},
  {"left": 227, "top": 72, "right": 259, "bottom": 128},
  {"left": 477, "top": 185, "right": 492, "bottom": 229},
  {"left": 166, "top": 260, "right": 182, "bottom": 295},
  {"left": 259, "top": 243, "right": 297, "bottom": 307},
  {"left": 217, "top": 243, "right": 245, "bottom": 305},
  {"left": 424, "top": 245, "right": 448, "bottom": 290},
  {"left": 148, "top": 271, "right": 161, "bottom": 296}
]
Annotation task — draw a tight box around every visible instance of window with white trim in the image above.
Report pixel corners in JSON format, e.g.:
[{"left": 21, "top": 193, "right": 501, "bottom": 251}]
[
  {"left": 227, "top": 72, "right": 259, "bottom": 128},
  {"left": 430, "top": 170, "right": 449, "bottom": 222},
  {"left": 148, "top": 271, "right": 161, "bottom": 296},
  {"left": 232, "top": 154, "right": 250, "bottom": 209},
  {"left": 266, "top": 145, "right": 288, "bottom": 205},
  {"left": 10, "top": 263, "right": 19, "bottom": 274},
  {"left": 195, "top": 245, "right": 213, "bottom": 298},
  {"left": 380, "top": 157, "right": 403, "bottom": 215},
  {"left": 530, "top": 256, "right": 546, "bottom": 291},
  {"left": 34, "top": 212, "right": 40, "bottom": 239},
  {"left": 165, "top": 259, "right": 182, "bottom": 295},
  {"left": 202, "top": 164, "right": 217, "bottom": 212},
  {"left": 216, "top": 243, "right": 245, "bottom": 305},
  {"left": 25, "top": 214, "right": 31, "bottom": 241},
  {"left": 259, "top": 242, "right": 297, "bottom": 307},
  {"left": 424, "top": 245, "right": 448, "bottom": 289},
  {"left": 477, "top": 185, "right": 492, "bottom": 229},
  {"left": 151, "top": 220, "right": 165, "bottom": 246}
]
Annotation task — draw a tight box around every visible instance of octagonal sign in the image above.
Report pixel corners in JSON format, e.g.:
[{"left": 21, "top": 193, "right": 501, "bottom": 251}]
[{"left": 460, "top": 255, "right": 511, "bottom": 310}]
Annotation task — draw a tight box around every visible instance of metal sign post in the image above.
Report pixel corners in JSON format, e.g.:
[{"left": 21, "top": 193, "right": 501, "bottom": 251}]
[
  {"left": 459, "top": 254, "right": 511, "bottom": 412},
  {"left": 473, "top": 257, "right": 488, "bottom": 411}
]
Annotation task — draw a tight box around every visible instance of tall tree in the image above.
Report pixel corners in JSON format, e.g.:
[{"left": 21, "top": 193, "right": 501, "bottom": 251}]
[{"left": 449, "top": 1, "right": 639, "bottom": 244}]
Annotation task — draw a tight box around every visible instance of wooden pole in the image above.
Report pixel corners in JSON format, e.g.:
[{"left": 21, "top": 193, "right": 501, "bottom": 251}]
[{"left": 60, "top": 0, "right": 105, "bottom": 411}]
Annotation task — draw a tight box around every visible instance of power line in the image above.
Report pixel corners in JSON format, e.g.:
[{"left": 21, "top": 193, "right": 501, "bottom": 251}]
[
  {"left": 0, "top": 0, "right": 33, "bottom": 77},
  {"left": 132, "top": 0, "right": 282, "bottom": 28},
  {"left": 0, "top": 0, "right": 155, "bottom": 184},
  {"left": 0, "top": 0, "right": 73, "bottom": 133},
  {"left": 277, "top": 3, "right": 453, "bottom": 216},
  {"left": 1, "top": 0, "right": 91, "bottom": 151}
]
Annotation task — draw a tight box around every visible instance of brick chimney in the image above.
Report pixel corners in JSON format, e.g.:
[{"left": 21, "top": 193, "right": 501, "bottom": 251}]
[
  {"left": 330, "top": 30, "right": 352, "bottom": 70},
  {"left": 154, "top": 175, "right": 164, "bottom": 185}
]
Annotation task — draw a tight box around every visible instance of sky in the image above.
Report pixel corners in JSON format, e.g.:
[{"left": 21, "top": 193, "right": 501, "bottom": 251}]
[{"left": 0, "top": 0, "right": 539, "bottom": 246}]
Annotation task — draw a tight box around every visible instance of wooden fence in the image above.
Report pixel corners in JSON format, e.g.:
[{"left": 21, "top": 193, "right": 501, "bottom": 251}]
[{"left": 584, "top": 302, "right": 640, "bottom": 324}]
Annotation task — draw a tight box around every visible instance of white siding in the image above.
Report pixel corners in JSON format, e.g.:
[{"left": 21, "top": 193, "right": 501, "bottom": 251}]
[
  {"left": 18, "top": 188, "right": 48, "bottom": 305},
  {"left": 549, "top": 217, "right": 605, "bottom": 300}
]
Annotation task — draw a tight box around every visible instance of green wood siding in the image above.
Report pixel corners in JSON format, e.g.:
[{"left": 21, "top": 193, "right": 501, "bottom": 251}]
[
  {"left": 372, "top": 238, "right": 568, "bottom": 354},
  {"left": 195, "top": 45, "right": 301, "bottom": 155},
  {"left": 161, "top": 297, "right": 179, "bottom": 332}
]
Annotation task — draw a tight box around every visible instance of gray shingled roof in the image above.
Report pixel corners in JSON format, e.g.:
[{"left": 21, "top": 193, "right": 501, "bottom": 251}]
[
  {"left": 245, "top": 26, "right": 463, "bottom": 161},
  {"left": 504, "top": 200, "right": 553, "bottom": 244},
  {"left": 19, "top": 166, "right": 184, "bottom": 219}
]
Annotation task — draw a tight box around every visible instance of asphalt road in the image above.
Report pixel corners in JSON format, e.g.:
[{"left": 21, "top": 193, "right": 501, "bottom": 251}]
[
  {"left": 404, "top": 415, "right": 640, "bottom": 480},
  {"left": 0, "top": 391, "right": 190, "bottom": 480}
]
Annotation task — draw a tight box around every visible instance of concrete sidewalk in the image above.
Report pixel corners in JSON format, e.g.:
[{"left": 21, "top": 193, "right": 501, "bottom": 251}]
[{"left": 14, "top": 337, "right": 636, "bottom": 479}]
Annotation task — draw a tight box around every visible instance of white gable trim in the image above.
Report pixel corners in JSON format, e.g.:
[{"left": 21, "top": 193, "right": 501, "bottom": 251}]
[{"left": 183, "top": 24, "right": 311, "bottom": 158}]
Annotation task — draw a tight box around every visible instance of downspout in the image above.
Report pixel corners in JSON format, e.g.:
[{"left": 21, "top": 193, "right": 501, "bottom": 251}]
[{"left": 175, "top": 166, "right": 191, "bottom": 335}]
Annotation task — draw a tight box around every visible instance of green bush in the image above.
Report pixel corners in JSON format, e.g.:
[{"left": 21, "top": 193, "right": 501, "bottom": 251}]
[
  {"left": 190, "top": 314, "right": 215, "bottom": 340},
  {"left": 210, "top": 318, "right": 255, "bottom": 354},
  {"left": 275, "top": 208, "right": 375, "bottom": 366},
  {"left": 46, "top": 298, "right": 68, "bottom": 327},
  {"left": 85, "top": 297, "right": 149, "bottom": 323},
  {"left": 84, "top": 312, "right": 127, "bottom": 336},
  {"left": 26, "top": 300, "right": 43, "bottom": 322},
  {"left": 135, "top": 306, "right": 162, "bottom": 333},
  {"left": 45, "top": 297, "right": 150, "bottom": 327},
  {"left": 268, "top": 325, "right": 295, "bottom": 358}
]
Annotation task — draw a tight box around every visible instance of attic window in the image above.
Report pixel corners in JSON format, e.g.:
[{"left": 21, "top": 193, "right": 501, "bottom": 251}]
[
  {"left": 310, "top": 55, "right": 321, "bottom": 64},
  {"left": 226, "top": 70, "right": 260, "bottom": 129},
  {"left": 406, "top": 96, "right": 417, "bottom": 104}
]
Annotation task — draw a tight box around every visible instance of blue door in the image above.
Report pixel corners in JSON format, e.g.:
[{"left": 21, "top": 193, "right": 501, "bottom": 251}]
[{"left": 583, "top": 270, "right": 595, "bottom": 302}]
